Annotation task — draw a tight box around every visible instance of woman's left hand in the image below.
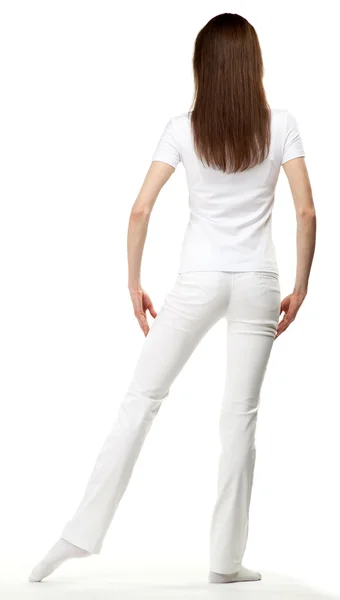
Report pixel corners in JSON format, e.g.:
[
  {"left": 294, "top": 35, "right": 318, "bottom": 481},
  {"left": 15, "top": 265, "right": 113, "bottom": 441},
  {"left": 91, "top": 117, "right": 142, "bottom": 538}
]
[{"left": 129, "top": 287, "right": 158, "bottom": 336}]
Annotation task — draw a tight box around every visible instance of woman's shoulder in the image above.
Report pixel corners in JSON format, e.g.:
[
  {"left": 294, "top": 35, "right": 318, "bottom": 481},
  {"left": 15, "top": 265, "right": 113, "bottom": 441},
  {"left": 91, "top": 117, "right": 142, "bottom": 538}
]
[
  {"left": 171, "top": 111, "right": 192, "bottom": 124},
  {"left": 270, "top": 107, "right": 290, "bottom": 119},
  {"left": 168, "top": 112, "right": 192, "bottom": 139},
  {"left": 270, "top": 107, "right": 300, "bottom": 124}
]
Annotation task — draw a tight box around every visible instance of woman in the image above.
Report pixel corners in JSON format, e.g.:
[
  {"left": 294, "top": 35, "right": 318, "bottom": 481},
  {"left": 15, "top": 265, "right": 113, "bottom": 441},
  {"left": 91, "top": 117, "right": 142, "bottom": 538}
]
[{"left": 29, "top": 12, "right": 316, "bottom": 584}]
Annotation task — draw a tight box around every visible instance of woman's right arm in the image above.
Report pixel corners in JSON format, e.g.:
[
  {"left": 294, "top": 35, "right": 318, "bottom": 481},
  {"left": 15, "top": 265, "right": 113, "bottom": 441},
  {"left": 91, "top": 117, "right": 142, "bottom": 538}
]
[{"left": 275, "top": 156, "right": 316, "bottom": 339}]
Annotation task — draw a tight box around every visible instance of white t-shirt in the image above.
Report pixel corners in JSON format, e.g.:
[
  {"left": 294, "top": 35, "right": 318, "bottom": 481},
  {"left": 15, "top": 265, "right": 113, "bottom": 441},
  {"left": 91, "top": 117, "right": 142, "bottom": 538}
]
[{"left": 151, "top": 109, "right": 305, "bottom": 275}]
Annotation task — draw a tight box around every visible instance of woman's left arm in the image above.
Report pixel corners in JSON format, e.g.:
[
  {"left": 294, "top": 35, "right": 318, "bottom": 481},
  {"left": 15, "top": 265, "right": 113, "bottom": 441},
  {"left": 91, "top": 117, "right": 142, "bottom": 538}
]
[{"left": 127, "top": 160, "right": 175, "bottom": 336}]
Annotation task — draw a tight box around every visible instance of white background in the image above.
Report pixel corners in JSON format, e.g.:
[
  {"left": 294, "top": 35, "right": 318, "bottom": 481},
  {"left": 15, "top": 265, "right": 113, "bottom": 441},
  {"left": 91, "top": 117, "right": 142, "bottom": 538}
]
[{"left": 0, "top": 0, "right": 339, "bottom": 597}]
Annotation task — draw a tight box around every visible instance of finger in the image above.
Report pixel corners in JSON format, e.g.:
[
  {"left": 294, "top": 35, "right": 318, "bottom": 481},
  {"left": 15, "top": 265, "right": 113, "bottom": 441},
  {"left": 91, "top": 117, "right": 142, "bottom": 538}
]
[
  {"left": 275, "top": 316, "right": 286, "bottom": 337},
  {"left": 148, "top": 304, "right": 158, "bottom": 319},
  {"left": 137, "top": 313, "right": 149, "bottom": 336},
  {"left": 276, "top": 317, "right": 293, "bottom": 338},
  {"left": 275, "top": 326, "right": 285, "bottom": 339},
  {"left": 275, "top": 327, "right": 285, "bottom": 339},
  {"left": 134, "top": 308, "right": 148, "bottom": 332},
  {"left": 138, "top": 318, "right": 149, "bottom": 336},
  {"left": 275, "top": 317, "right": 289, "bottom": 337}
]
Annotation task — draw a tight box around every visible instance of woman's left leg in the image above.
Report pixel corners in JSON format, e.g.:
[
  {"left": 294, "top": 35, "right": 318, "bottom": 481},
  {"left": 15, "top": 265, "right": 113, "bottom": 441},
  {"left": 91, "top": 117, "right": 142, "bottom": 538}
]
[
  {"left": 29, "top": 270, "right": 232, "bottom": 582},
  {"left": 59, "top": 271, "right": 230, "bottom": 555}
]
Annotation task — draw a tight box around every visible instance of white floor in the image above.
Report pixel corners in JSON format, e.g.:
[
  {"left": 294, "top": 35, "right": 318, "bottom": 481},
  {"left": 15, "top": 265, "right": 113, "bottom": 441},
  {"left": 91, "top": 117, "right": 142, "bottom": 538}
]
[{"left": 1, "top": 561, "right": 339, "bottom": 600}]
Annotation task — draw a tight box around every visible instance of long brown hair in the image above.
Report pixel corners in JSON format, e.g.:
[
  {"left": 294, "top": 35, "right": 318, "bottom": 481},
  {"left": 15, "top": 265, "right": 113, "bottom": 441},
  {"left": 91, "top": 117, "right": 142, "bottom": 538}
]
[{"left": 190, "top": 13, "right": 271, "bottom": 173}]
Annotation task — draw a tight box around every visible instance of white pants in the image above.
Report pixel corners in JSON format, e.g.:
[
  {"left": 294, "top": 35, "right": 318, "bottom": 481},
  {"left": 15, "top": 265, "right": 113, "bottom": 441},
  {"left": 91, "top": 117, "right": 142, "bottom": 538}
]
[{"left": 61, "top": 270, "right": 281, "bottom": 574}]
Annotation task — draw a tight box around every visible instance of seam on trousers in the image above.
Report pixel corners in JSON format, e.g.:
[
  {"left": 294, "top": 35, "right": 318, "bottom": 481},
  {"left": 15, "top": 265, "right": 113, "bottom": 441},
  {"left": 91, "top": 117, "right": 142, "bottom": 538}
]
[{"left": 223, "top": 271, "right": 234, "bottom": 316}]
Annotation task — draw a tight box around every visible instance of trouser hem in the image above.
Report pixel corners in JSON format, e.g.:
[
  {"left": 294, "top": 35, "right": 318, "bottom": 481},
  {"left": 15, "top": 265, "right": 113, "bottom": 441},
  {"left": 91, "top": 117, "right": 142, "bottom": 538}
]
[
  {"left": 209, "top": 562, "right": 242, "bottom": 575},
  {"left": 61, "top": 527, "right": 102, "bottom": 555}
]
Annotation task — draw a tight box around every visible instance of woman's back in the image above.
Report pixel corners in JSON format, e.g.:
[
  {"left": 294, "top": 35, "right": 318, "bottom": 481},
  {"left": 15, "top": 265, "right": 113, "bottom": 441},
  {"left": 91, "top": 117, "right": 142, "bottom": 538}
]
[{"left": 152, "top": 108, "right": 305, "bottom": 275}]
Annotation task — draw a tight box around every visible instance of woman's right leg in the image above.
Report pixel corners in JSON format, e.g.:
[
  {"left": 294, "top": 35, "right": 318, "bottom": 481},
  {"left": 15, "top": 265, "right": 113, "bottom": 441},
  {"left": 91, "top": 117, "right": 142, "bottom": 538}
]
[
  {"left": 209, "top": 271, "right": 281, "bottom": 578},
  {"left": 29, "top": 271, "right": 232, "bottom": 581}
]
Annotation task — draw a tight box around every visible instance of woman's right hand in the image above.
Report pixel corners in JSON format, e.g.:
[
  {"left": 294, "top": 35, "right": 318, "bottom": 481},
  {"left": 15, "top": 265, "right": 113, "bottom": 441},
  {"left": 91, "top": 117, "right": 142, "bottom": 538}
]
[
  {"left": 275, "top": 290, "right": 307, "bottom": 339},
  {"left": 129, "top": 286, "right": 158, "bottom": 336}
]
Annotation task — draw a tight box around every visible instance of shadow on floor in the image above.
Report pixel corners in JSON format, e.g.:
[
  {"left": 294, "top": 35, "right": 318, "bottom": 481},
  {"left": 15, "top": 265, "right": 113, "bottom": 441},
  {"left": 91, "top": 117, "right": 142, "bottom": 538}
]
[{"left": 1, "top": 570, "right": 339, "bottom": 599}]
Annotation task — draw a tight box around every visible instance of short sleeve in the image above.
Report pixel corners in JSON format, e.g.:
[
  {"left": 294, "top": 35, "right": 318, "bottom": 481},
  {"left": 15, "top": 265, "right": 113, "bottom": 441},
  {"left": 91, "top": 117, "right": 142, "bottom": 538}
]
[
  {"left": 282, "top": 111, "right": 305, "bottom": 164},
  {"left": 151, "top": 117, "right": 181, "bottom": 169}
]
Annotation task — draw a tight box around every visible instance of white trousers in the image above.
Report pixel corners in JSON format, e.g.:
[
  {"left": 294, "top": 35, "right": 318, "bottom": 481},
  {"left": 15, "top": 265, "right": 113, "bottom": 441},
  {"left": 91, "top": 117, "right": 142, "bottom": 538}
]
[{"left": 61, "top": 270, "right": 281, "bottom": 574}]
